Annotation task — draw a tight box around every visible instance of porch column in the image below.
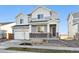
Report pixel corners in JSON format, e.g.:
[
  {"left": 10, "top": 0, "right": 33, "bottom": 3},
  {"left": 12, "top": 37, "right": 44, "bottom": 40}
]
[
  {"left": 47, "top": 24, "right": 50, "bottom": 39},
  {"left": 47, "top": 24, "right": 50, "bottom": 33},
  {"left": 29, "top": 24, "right": 32, "bottom": 33},
  {"left": 56, "top": 23, "right": 59, "bottom": 37}
]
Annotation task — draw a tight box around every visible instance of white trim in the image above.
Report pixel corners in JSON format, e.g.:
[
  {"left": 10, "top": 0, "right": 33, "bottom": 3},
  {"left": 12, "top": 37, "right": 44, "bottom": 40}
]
[
  {"left": 47, "top": 24, "right": 50, "bottom": 33},
  {"left": 31, "top": 6, "right": 51, "bottom": 15},
  {"left": 29, "top": 24, "right": 31, "bottom": 33}
]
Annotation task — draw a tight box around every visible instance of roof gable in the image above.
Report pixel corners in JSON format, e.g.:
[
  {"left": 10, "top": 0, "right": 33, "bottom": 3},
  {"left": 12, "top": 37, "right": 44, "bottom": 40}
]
[
  {"left": 31, "top": 6, "right": 52, "bottom": 14},
  {"left": 72, "top": 12, "right": 79, "bottom": 18},
  {"left": 0, "top": 22, "right": 14, "bottom": 25},
  {"left": 15, "top": 12, "right": 26, "bottom": 18}
]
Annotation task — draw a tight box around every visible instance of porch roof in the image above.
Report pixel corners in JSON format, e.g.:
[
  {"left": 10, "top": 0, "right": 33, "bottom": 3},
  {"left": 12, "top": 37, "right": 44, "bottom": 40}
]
[
  {"left": 30, "top": 22, "right": 48, "bottom": 25},
  {"left": 30, "top": 20, "right": 49, "bottom": 22},
  {"left": 12, "top": 25, "right": 29, "bottom": 29}
]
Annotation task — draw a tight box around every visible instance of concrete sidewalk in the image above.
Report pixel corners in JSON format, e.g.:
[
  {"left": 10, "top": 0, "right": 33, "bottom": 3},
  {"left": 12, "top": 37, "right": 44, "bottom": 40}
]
[
  {"left": 1, "top": 40, "right": 79, "bottom": 52},
  {"left": 0, "top": 40, "right": 35, "bottom": 53}
]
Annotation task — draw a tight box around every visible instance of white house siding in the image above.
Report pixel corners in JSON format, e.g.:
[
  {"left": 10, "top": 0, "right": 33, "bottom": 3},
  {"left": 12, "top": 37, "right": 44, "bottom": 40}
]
[
  {"left": 16, "top": 13, "right": 29, "bottom": 25},
  {"left": 68, "top": 12, "right": 79, "bottom": 39},
  {"left": 78, "top": 24, "right": 79, "bottom": 32},
  {"left": 31, "top": 7, "right": 50, "bottom": 20},
  {"left": 68, "top": 14, "right": 74, "bottom": 37},
  {"left": 29, "top": 24, "right": 32, "bottom": 33},
  {"left": 73, "top": 24, "right": 78, "bottom": 35},
  {"left": 51, "top": 11, "right": 58, "bottom": 20},
  {"left": 13, "top": 6, "right": 59, "bottom": 40}
]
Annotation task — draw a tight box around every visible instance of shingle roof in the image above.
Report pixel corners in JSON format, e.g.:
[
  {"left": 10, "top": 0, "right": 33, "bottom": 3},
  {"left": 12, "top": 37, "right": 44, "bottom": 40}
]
[
  {"left": 0, "top": 22, "right": 14, "bottom": 25},
  {"left": 72, "top": 12, "right": 79, "bottom": 18},
  {"left": 13, "top": 25, "right": 29, "bottom": 27},
  {"left": 12, "top": 25, "right": 29, "bottom": 29}
]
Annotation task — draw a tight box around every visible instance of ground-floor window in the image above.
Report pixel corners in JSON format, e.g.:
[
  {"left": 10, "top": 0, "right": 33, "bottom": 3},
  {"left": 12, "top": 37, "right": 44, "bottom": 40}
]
[{"left": 37, "top": 26, "right": 45, "bottom": 32}]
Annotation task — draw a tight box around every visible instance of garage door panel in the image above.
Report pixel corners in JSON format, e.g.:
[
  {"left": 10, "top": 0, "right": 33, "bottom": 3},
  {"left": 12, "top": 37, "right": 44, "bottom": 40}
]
[
  {"left": 25, "top": 32, "right": 29, "bottom": 40},
  {"left": 14, "top": 32, "right": 24, "bottom": 39},
  {"left": 14, "top": 32, "right": 29, "bottom": 40}
]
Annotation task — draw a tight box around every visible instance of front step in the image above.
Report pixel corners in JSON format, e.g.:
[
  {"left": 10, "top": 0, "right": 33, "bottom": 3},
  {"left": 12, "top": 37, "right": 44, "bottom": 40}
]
[
  {"left": 48, "top": 37, "right": 59, "bottom": 40},
  {"left": 48, "top": 40, "right": 62, "bottom": 43}
]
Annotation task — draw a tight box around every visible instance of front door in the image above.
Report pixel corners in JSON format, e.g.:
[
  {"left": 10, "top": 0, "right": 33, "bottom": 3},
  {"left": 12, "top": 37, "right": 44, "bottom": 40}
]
[
  {"left": 50, "top": 25, "right": 56, "bottom": 37},
  {"left": 52, "top": 27, "right": 56, "bottom": 36}
]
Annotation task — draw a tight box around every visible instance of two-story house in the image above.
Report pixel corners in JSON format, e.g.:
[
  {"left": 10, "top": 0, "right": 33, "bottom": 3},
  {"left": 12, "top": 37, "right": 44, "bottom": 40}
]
[
  {"left": 13, "top": 6, "right": 59, "bottom": 42},
  {"left": 68, "top": 12, "right": 79, "bottom": 40}
]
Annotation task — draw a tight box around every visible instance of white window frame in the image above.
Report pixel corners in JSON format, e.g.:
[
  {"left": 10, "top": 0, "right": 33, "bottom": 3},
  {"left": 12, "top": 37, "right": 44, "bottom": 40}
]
[
  {"left": 20, "top": 19, "right": 24, "bottom": 24},
  {"left": 37, "top": 14, "right": 43, "bottom": 19}
]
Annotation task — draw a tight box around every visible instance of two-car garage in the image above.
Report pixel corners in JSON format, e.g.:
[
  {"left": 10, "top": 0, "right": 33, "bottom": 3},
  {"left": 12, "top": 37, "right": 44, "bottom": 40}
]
[
  {"left": 14, "top": 32, "right": 29, "bottom": 40},
  {"left": 13, "top": 25, "right": 29, "bottom": 40}
]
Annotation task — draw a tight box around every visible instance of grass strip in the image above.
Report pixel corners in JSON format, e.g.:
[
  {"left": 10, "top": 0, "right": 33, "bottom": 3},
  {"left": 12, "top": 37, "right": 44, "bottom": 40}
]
[{"left": 5, "top": 47, "right": 79, "bottom": 53}]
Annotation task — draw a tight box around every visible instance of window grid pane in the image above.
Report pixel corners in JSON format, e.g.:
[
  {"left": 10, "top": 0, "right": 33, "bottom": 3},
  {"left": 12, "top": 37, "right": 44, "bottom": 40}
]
[
  {"left": 37, "top": 14, "right": 43, "bottom": 19},
  {"left": 38, "top": 26, "right": 44, "bottom": 32},
  {"left": 20, "top": 19, "right": 23, "bottom": 24}
]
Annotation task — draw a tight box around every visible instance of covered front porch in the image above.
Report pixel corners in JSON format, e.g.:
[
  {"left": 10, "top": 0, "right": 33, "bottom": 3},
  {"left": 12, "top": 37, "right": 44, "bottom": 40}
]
[{"left": 29, "top": 24, "right": 59, "bottom": 40}]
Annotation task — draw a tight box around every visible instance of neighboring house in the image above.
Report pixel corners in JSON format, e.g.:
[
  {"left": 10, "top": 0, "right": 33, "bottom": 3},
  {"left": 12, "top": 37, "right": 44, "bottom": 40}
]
[
  {"left": 0, "top": 22, "right": 15, "bottom": 39},
  {"left": 13, "top": 6, "right": 60, "bottom": 42},
  {"left": 68, "top": 12, "right": 79, "bottom": 40}
]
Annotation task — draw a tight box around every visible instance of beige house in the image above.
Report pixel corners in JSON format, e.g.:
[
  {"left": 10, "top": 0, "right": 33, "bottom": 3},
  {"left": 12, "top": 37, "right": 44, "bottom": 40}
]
[{"left": 0, "top": 22, "right": 15, "bottom": 39}]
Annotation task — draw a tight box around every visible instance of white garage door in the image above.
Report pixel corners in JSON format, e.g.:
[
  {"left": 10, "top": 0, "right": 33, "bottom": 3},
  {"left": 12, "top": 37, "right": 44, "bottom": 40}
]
[
  {"left": 14, "top": 32, "right": 29, "bottom": 40},
  {"left": 25, "top": 32, "right": 29, "bottom": 40},
  {"left": 14, "top": 32, "right": 24, "bottom": 39}
]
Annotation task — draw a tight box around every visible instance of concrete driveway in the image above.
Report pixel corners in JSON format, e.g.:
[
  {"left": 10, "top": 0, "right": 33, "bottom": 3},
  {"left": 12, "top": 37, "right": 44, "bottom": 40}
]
[{"left": 0, "top": 40, "right": 34, "bottom": 53}]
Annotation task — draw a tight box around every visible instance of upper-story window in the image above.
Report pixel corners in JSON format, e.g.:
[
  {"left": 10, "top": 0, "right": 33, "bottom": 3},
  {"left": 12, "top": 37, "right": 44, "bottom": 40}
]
[
  {"left": 20, "top": 19, "right": 23, "bottom": 24},
  {"left": 37, "top": 14, "right": 43, "bottom": 19}
]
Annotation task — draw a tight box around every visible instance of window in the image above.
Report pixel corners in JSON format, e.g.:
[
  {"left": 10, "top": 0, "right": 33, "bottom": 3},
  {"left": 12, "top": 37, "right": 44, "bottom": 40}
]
[
  {"left": 20, "top": 19, "right": 23, "bottom": 24},
  {"left": 37, "top": 14, "right": 43, "bottom": 19},
  {"left": 38, "top": 26, "right": 44, "bottom": 32}
]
